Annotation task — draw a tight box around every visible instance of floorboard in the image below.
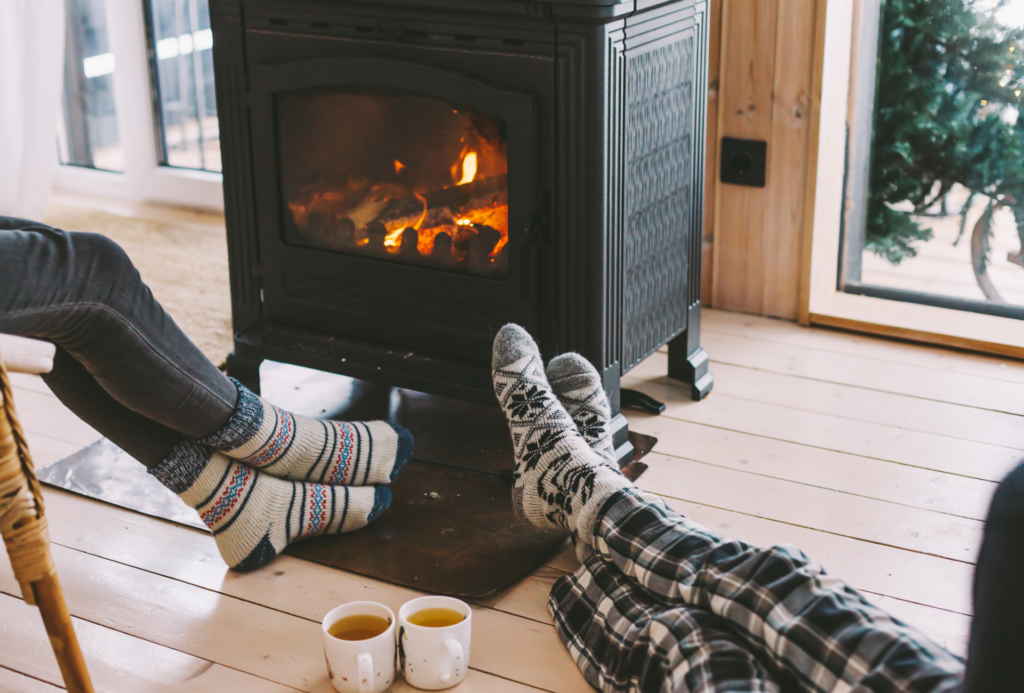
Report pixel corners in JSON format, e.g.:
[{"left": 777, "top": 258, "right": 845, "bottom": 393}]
[
  {"left": 11, "top": 389, "right": 100, "bottom": 448},
  {"left": 22, "top": 432, "right": 87, "bottom": 469},
  {"left": 24, "top": 490, "right": 582, "bottom": 693},
  {"left": 634, "top": 355, "right": 1024, "bottom": 450},
  {"left": 0, "top": 667, "right": 64, "bottom": 693},
  {"left": 5, "top": 307, "right": 1010, "bottom": 688},
  {"left": 701, "top": 330, "right": 1024, "bottom": 415},
  {"left": 625, "top": 373, "right": 1022, "bottom": 482},
  {"left": 0, "top": 545, "right": 557, "bottom": 693},
  {"left": 860, "top": 592, "right": 970, "bottom": 657},
  {"left": 667, "top": 497, "right": 974, "bottom": 615},
  {"left": 0, "top": 592, "right": 299, "bottom": 692},
  {"left": 628, "top": 413, "right": 996, "bottom": 519},
  {"left": 703, "top": 309, "right": 1024, "bottom": 385},
  {"left": 639, "top": 452, "right": 983, "bottom": 562}
]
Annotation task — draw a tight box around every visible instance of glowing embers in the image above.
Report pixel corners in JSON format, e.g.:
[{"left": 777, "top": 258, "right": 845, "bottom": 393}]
[{"left": 283, "top": 97, "right": 509, "bottom": 279}]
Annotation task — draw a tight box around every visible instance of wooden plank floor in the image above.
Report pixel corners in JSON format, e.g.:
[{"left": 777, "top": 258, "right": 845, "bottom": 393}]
[{"left": 4, "top": 308, "right": 1020, "bottom": 691}]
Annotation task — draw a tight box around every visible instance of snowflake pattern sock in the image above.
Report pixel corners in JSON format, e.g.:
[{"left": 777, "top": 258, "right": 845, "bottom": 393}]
[
  {"left": 546, "top": 353, "right": 619, "bottom": 470},
  {"left": 492, "top": 324, "right": 631, "bottom": 544},
  {"left": 151, "top": 440, "right": 391, "bottom": 571},
  {"left": 547, "top": 353, "right": 625, "bottom": 563},
  {"left": 200, "top": 381, "right": 413, "bottom": 485}
]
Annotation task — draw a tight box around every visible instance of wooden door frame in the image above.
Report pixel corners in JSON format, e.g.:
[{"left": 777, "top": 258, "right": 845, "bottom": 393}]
[{"left": 798, "top": 0, "right": 1024, "bottom": 360}]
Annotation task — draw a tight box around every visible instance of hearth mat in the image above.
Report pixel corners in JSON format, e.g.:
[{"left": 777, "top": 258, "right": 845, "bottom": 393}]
[{"left": 36, "top": 362, "right": 655, "bottom": 596}]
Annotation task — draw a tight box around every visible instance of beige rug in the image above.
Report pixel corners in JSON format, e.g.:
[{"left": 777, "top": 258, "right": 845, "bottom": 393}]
[{"left": 43, "top": 202, "right": 234, "bottom": 367}]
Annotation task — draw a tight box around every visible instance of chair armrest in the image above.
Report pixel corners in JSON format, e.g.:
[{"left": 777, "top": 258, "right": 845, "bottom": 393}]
[{"left": 0, "top": 334, "right": 56, "bottom": 374}]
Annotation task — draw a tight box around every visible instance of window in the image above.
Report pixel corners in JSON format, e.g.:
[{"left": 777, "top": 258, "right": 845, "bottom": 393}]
[
  {"left": 804, "top": 0, "right": 1024, "bottom": 356},
  {"left": 841, "top": 0, "right": 1024, "bottom": 319},
  {"left": 146, "top": 0, "right": 221, "bottom": 172},
  {"left": 56, "top": 0, "right": 223, "bottom": 210},
  {"left": 59, "top": 0, "right": 124, "bottom": 172}
]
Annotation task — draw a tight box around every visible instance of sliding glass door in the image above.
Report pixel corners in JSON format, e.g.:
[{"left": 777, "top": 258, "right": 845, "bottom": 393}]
[{"left": 841, "top": 0, "right": 1024, "bottom": 319}]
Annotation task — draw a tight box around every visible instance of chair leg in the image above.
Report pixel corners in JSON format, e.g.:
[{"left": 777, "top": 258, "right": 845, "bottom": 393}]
[
  {"left": 0, "top": 360, "right": 94, "bottom": 692},
  {"left": 32, "top": 573, "right": 94, "bottom": 693}
]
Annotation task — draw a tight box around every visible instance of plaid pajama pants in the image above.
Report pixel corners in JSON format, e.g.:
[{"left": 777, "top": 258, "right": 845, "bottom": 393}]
[{"left": 549, "top": 489, "right": 965, "bottom": 693}]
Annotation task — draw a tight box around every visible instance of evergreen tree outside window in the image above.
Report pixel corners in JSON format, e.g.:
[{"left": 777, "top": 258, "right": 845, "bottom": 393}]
[{"left": 845, "top": 0, "right": 1024, "bottom": 312}]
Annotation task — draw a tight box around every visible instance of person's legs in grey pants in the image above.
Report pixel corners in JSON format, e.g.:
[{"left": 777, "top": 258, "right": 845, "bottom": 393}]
[{"left": 0, "top": 216, "right": 237, "bottom": 467}]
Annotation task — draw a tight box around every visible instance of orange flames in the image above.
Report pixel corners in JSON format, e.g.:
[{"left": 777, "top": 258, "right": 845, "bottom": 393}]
[
  {"left": 289, "top": 147, "right": 508, "bottom": 264},
  {"left": 454, "top": 150, "right": 478, "bottom": 186},
  {"left": 384, "top": 191, "right": 429, "bottom": 249}
]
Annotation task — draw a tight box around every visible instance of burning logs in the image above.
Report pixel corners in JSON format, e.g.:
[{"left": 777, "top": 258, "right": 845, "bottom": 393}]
[
  {"left": 375, "top": 174, "right": 507, "bottom": 231},
  {"left": 290, "top": 174, "right": 509, "bottom": 277}
]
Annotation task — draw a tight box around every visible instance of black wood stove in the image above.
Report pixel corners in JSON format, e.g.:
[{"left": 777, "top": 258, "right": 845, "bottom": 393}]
[{"left": 210, "top": 0, "right": 713, "bottom": 467}]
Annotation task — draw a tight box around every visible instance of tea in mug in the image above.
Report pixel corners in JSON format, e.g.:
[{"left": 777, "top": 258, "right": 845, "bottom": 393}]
[
  {"left": 328, "top": 614, "right": 392, "bottom": 641},
  {"left": 407, "top": 608, "right": 465, "bottom": 628}
]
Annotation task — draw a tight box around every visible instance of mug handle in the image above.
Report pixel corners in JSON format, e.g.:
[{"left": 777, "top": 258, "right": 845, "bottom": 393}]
[
  {"left": 357, "top": 652, "right": 374, "bottom": 693},
  {"left": 439, "top": 639, "right": 463, "bottom": 683}
]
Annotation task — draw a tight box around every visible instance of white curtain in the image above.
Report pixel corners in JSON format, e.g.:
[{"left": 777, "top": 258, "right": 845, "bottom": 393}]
[{"left": 0, "top": 0, "right": 65, "bottom": 221}]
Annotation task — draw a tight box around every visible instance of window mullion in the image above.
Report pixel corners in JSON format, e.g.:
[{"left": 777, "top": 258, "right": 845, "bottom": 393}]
[{"left": 104, "top": 0, "right": 159, "bottom": 197}]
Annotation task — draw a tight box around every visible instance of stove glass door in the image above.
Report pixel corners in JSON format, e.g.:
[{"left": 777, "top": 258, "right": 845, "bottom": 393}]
[{"left": 277, "top": 86, "right": 509, "bottom": 279}]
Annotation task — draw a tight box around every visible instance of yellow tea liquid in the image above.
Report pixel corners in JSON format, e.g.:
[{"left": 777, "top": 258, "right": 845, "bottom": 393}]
[
  {"left": 328, "top": 614, "right": 391, "bottom": 641},
  {"left": 407, "top": 608, "right": 466, "bottom": 628}
]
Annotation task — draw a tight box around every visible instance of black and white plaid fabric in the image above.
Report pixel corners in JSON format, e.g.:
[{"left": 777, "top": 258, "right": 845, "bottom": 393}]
[
  {"left": 551, "top": 546, "right": 783, "bottom": 692},
  {"left": 550, "top": 488, "right": 965, "bottom": 693}
]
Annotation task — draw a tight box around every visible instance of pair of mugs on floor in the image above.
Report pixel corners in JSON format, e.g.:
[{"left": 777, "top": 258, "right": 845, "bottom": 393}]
[{"left": 322, "top": 596, "right": 472, "bottom": 692}]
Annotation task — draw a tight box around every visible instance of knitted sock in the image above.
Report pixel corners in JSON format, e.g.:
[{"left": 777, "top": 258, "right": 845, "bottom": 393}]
[
  {"left": 200, "top": 381, "right": 414, "bottom": 485},
  {"left": 151, "top": 440, "right": 391, "bottom": 571},
  {"left": 547, "top": 353, "right": 625, "bottom": 563},
  {"left": 546, "top": 353, "right": 618, "bottom": 470},
  {"left": 492, "top": 324, "right": 630, "bottom": 544}
]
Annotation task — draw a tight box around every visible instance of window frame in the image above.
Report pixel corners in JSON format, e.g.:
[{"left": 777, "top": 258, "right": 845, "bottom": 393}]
[
  {"left": 54, "top": 0, "right": 223, "bottom": 211},
  {"left": 801, "top": 0, "right": 1024, "bottom": 359}
]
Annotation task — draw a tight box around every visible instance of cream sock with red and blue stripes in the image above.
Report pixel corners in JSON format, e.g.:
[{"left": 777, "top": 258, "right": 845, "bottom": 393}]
[
  {"left": 151, "top": 440, "right": 391, "bottom": 571},
  {"left": 201, "top": 381, "right": 413, "bottom": 485}
]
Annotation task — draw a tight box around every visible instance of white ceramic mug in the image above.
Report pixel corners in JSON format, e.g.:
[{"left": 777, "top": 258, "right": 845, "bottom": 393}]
[
  {"left": 397, "top": 596, "right": 472, "bottom": 690},
  {"left": 321, "top": 601, "right": 397, "bottom": 693}
]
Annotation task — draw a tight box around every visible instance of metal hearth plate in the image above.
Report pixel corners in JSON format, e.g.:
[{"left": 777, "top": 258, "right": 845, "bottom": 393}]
[
  {"left": 36, "top": 362, "right": 654, "bottom": 596},
  {"left": 286, "top": 432, "right": 652, "bottom": 597}
]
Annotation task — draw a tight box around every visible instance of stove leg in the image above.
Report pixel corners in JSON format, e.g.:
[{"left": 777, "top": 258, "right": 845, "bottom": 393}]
[
  {"left": 601, "top": 364, "right": 635, "bottom": 468},
  {"left": 610, "top": 412, "right": 635, "bottom": 468},
  {"left": 667, "top": 331, "right": 714, "bottom": 401},
  {"left": 226, "top": 351, "right": 264, "bottom": 395}
]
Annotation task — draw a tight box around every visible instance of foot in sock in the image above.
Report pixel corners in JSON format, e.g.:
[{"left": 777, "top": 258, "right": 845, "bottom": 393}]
[
  {"left": 547, "top": 353, "right": 624, "bottom": 563},
  {"left": 546, "top": 353, "right": 620, "bottom": 471},
  {"left": 152, "top": 440, "right": 391, "bottom": 571},
  {"left": 492, "top": 324, "right": 631, "bottom": 544},
  {"left": 200, "top": 381, "right": 414, "bottom": 485}
]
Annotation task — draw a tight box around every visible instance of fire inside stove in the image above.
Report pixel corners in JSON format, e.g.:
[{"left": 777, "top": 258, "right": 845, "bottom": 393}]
[{"left": 277, "top": 86, "right": 509, "bottom": 278}]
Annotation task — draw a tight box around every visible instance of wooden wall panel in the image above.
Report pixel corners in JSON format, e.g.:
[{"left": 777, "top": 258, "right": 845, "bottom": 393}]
[
  {"left": 762, "top": 0, "right": 817, "bottom": 317},
  {"left": 711, "top": 0, "right": 779, "bottom": 313},
  {"left": 705, "top": 0, "right": 824, "bottom": 320}
]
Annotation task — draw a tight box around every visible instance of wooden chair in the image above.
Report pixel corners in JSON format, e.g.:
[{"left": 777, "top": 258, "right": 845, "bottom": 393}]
[{"left": 0, "top": 335, "right": 94, "bottom": 692}]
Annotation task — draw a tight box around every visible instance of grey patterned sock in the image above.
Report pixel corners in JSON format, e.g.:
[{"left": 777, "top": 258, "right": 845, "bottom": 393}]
[
  {"left": 546, "top": 353, "right": 619, "bottom": 471},
  {"left": 546, "top": 353, "right": 623, "bottom": 562},
  {"left": 492, "top": 324, "right": 630, "bottom": 544}
]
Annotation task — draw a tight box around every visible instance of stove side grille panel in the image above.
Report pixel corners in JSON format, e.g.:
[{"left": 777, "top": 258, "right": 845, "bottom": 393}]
[{"left": 620, "top": 30, "right": 695, "bottom": 372}]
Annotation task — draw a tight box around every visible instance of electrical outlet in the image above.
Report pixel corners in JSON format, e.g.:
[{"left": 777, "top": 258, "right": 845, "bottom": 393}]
[{"left": 720, "top": 137, "right": 767, "bottom": 187}]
